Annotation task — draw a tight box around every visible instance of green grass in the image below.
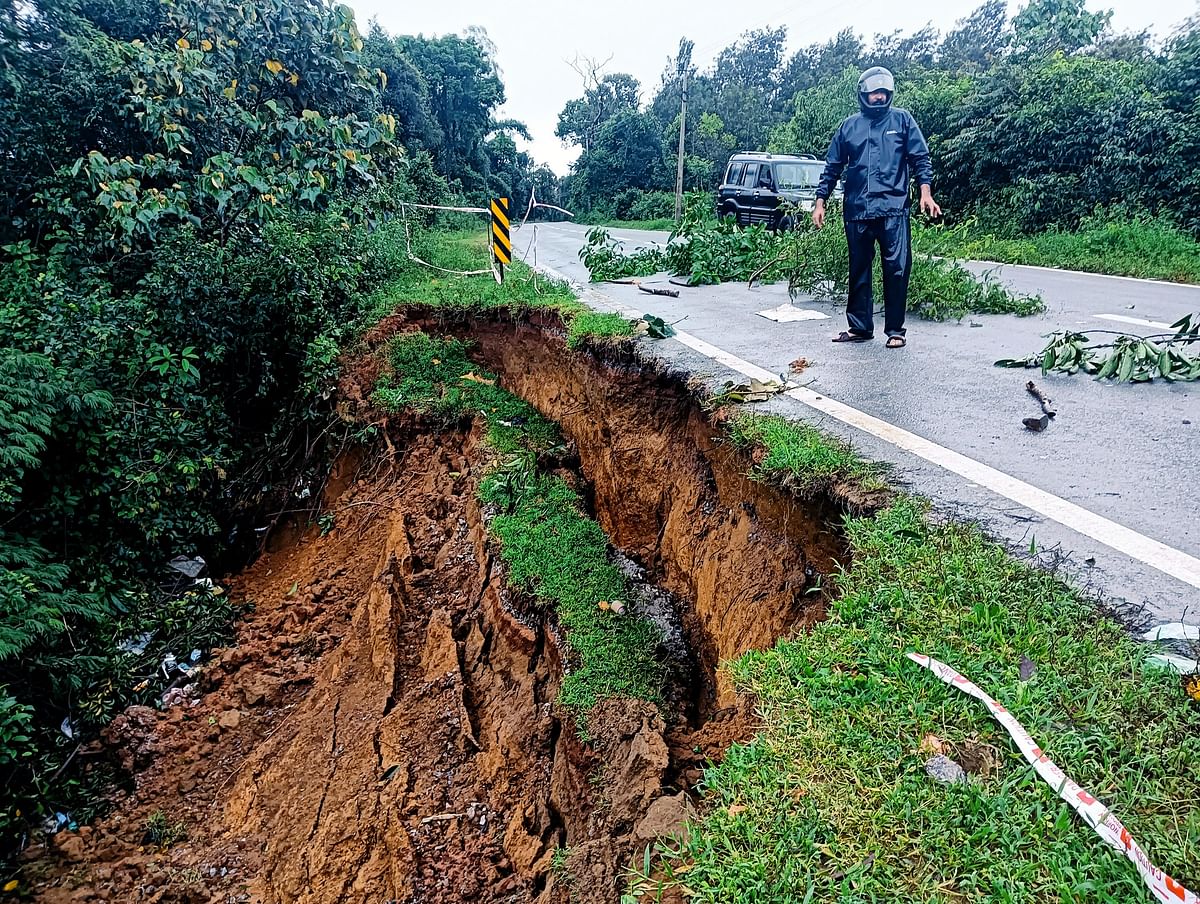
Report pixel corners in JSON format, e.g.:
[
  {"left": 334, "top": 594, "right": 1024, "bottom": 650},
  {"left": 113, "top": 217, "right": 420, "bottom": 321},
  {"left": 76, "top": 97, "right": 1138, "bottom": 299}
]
[
  {"left": 579, "top": 217, "right": 678, "bottom": 232},
  {"left": 668, "top": 497, "right": 1200, "bottom": 902},
  {"left": 726, "top": 413, "right": 886, "bottom": 495},
  {"left": 372, "top": 332, "right": 558, "bottom": 455},
  {"left": 371, "top": 229, "right": 648, "bottom": 349},
  {"left": 566, "top": 311, "right": 636, "bottom": 348},
  {"left": 481, "top": 470, "right": 662, "bottom": 710},
  {"left": 374, "top": 332, "right": 661, "bottom": 713},
  {"left": 919, "top": 217, "right": 1200, "bottom": 284},
  {"left": 371, "top": 228, "right": 586, "bottom": 318}
]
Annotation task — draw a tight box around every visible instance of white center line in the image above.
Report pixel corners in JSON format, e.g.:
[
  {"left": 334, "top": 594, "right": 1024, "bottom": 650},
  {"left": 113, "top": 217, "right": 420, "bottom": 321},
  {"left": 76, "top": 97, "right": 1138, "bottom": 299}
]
[
  {"left": 539, "top": 264, "right": 1200, "bottom": 592},
  {"left": 1094, "top": 313, "right": 1175, "bottom": 330}
]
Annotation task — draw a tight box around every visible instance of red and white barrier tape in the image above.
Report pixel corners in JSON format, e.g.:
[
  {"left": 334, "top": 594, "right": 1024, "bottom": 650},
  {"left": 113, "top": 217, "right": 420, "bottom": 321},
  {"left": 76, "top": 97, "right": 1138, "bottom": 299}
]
[{"left": 908, "top": 652, "right": 1197, "bottom": 904}]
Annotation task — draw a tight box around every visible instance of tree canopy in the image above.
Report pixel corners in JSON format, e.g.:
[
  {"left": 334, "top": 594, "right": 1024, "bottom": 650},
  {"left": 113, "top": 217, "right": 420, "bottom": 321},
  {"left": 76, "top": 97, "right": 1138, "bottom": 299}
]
[{"left": 556, "top": 0, "right": 1200, "bottom": 235}]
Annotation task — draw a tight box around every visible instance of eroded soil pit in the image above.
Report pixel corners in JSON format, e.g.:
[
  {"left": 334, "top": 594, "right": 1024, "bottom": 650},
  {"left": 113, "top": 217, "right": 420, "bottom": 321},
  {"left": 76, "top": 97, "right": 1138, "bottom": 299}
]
[{"left": 28, "top": 314, "right": 864, "bottom": 904}]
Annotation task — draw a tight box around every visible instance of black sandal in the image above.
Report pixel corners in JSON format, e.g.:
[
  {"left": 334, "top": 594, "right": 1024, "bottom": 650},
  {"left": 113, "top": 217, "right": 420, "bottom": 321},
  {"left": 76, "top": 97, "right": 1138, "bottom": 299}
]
[
  {"left": 832, "top": 331, "right": 873, "bottom": 343},
  {"left": 886, "top": 336, "right": 906, "bottom": 348}
]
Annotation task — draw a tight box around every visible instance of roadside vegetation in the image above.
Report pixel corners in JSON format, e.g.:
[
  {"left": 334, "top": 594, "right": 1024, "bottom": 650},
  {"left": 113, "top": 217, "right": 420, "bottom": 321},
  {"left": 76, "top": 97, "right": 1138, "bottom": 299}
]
[
  {"left": 555, "top": 3, "right": 1200, "bottom": 281},
  {"left": 661, "top": 496, "right": 1200, "bottom": 902},
  {"left": 4, "top": 0, "right": 1198, "bottom": 900},
  {"left": 917, "top": 217, "right": 1200, "bottom": 285},
  {"left": 579, "top": 199, "right": 1045, "bottom": 322},
  {"left": 0, "top": 0, "right": 564, "bottom": 861},
  {"left": 725, "top": 413, "right": 886, "bottom": 496}
]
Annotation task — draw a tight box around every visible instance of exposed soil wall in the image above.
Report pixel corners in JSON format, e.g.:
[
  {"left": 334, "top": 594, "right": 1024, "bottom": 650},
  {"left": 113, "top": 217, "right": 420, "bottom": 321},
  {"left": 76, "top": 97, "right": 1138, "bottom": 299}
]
[{"left": 456, "top": 318, "right": 849, "bottom": 711}]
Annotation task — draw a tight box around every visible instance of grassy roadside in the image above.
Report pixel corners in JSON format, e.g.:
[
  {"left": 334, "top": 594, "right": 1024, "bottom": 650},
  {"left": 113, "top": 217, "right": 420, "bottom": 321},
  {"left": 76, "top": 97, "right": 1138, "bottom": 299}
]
[
  {"left": 917, "top": 218, "right": 1200, "bottom": 284},
  {"left": 370, "top": 227, "right": 585, "bottom": 318},
  {"left": 659, "top": 475, "right": 1200, "bottom": 901},
  {"left": 725, "top": 412, "right": 886, "bottom": 496},
  {"left": 577, "top": 217, "right": 678, "bottom": 232}
]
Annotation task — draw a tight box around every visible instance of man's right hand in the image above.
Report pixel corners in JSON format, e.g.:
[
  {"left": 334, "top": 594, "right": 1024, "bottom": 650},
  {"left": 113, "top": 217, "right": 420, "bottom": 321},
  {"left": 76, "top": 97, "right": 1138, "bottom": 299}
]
[{"left": 811, "top": 199, "right": 826, "bottom": 229}]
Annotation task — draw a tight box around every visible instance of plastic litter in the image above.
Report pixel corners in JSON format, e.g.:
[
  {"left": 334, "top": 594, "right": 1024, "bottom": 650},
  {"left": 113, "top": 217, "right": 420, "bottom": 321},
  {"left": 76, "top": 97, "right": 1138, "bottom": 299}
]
[
  {"left": 117, "top": 632, "right": 154, "bottom": 655},
  {"left": 1147, "top": 653, "right": 1200, "bottom": 675},
  {"left": 755, "top": 302, "right": 829, "bottom": 323},
  {"left": 166, "top": 555, "right": 207, "bottom": 579}
]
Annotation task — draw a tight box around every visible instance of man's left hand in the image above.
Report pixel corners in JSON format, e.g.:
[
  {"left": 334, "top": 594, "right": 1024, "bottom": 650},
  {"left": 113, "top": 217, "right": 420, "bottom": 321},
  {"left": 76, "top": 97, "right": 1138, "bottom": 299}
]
[{"left": 919, "top": 186, "right": 942, "bottom": 219}]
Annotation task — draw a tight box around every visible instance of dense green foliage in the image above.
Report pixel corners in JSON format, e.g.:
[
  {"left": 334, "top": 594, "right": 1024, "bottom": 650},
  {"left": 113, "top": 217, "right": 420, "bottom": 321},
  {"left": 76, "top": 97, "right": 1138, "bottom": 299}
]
[
  {"left": 917, "top": 215, "right": 1200, "bottom": 282},
  {"left": 373, "top": 333, "right": 662, "bottom": 711},
  {"left": 0, "top": 0, "right": 551, "bottom": 857},
  {"left": 579, "top": 199, "right": 1046, "bottom": 321},
  {"left": 558, "top": 0, "right": 1200, "bottom": 245},
  {"left": 666, "top": 497, "right": 1200, "bottom": 901}
]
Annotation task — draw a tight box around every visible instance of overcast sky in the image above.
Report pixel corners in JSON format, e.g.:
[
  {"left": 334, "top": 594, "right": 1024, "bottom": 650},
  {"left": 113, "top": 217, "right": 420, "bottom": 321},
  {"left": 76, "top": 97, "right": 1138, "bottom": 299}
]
[{"left": 349, "top": 0, "right": 1199, "bottom": 175}]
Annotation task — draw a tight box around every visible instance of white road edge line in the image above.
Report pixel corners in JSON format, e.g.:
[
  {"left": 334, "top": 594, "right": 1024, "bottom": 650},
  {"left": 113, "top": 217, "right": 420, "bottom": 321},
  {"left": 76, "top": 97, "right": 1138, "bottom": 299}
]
[
  {"left": 536, "top": 263, "right": 1200, "bottom": 592},
  {"left": 1094, "top": 313, "right": 1175, "bottom": 330}
]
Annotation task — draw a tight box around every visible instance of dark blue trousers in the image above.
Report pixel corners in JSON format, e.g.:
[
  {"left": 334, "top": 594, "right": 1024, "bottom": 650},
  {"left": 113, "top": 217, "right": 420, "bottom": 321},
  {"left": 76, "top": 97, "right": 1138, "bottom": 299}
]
[{"left": 844, "top": 215, "right": 912, "bottom": 338}]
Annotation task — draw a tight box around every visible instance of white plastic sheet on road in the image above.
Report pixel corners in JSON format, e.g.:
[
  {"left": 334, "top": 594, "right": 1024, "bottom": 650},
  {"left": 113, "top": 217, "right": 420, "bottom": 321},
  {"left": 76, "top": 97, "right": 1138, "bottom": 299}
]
[
  {"left": 908, "top": 652, "right": 1198, "bottom": 904},
  {"left": 755, "top": 302, "right": 829, "bottom": 322}
]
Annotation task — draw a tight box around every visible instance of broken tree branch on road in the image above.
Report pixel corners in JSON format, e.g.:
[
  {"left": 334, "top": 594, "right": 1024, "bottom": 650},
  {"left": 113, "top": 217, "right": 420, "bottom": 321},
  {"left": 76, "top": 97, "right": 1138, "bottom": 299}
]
[{"left": 996, "top": 313, "right": 1200, "bottom": 383}]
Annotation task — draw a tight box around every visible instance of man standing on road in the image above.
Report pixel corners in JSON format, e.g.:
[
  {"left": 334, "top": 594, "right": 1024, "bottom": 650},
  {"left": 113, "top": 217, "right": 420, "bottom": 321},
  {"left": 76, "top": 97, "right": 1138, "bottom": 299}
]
[{"left": 812, "top": 66, "right": 941, "bottom": 349}]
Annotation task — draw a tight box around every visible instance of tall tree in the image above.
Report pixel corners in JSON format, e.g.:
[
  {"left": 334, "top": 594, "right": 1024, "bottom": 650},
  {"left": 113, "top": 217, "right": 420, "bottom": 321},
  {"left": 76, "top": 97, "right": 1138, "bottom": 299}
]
[
  {"left": 1011, "top": 0, "right": 1111, "bottom": 56},
  {"left": 940, "top": 1, "right": 1011, "bottom": 72},
  {"left": 398, "top": 32, "right": 505, "bottom": 197},
  {"left": 556, "top": 71, "right": 641, "bottom": 154}
]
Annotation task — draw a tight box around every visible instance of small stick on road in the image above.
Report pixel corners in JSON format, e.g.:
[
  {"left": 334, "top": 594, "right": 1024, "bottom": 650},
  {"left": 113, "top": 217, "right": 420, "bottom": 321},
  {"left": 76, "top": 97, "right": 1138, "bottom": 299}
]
[
  {"left": 1026, "top": 381, "right": 1057, "bottom": 418},
  {"left": 638, "top": 285, "right": 680, "bottom": 298}
]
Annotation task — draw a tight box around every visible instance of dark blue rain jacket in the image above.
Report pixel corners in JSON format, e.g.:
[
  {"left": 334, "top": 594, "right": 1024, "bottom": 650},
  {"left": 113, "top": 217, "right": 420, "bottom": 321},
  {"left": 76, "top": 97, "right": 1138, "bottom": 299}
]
[{"left": 815, "top": 107, "right": 933, "bottom": 221}]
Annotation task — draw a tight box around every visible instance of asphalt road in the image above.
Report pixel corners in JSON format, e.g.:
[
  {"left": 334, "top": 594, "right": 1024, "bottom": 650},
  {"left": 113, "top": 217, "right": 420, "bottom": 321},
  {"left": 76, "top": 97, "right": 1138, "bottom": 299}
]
[{"left": 521, "top": 221, "right": 1200, "bottom": 635}]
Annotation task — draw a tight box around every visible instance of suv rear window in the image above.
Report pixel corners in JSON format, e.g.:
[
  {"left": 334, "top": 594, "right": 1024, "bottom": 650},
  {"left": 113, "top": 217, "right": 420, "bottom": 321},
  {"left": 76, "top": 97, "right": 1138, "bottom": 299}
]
[
  {"left": 740, "top": 163, "right": 759, "bottom": 187},
  {"left": 773, "top": 161, "right": 824, "bottom": 189},
  {"left": 725, "top": 162, "right": 744, "bottom": 186}
]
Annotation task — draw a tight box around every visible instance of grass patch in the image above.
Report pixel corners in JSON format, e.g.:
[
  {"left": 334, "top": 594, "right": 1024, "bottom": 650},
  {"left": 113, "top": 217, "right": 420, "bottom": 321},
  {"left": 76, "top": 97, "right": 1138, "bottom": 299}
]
[
  {"left": 567, "top": 311, "right": 637, "bottom": 348},
  {"left": 580, "top": 217, "right": 677, "bottom": 232},
  {"left": 373, "top": 332, "right": 558, "bottom": 455},
  {"left": 371, "top": 228, "right": 585, "bottom": 318},
  {"left": 670, "top": 497, "right": 1200, "bottom": 902},
  {"left": 920, "top": 216, "right": 1200, "bottom": 284},
  {"left": 726, "top": 412, "right": 886, "bottom": 495},
  {"left": 142, "top": 810, "right": 188, "bottom": 850},
  {"left": 375, "top": 332, "right": 661, "bottom": 713},
  {"left": 372, "top": 229, "right": 646, "bottom": 350},
  {"left": 481, "top": 469, "right": 662, "bottom": 710}
]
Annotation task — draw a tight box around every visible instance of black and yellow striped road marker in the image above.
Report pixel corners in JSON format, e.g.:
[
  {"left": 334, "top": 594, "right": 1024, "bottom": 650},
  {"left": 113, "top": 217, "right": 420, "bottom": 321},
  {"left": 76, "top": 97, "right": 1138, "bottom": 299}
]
[{"left": 490, "top": 196, "right": 511, "bottom": 282}]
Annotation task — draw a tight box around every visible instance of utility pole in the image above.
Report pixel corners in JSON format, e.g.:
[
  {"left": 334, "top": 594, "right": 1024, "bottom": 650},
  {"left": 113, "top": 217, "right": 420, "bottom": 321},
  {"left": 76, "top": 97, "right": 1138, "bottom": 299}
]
[{"left": 673, "top": 67, "right": 688, "bottom": 224}]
